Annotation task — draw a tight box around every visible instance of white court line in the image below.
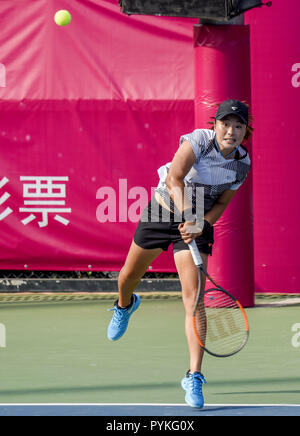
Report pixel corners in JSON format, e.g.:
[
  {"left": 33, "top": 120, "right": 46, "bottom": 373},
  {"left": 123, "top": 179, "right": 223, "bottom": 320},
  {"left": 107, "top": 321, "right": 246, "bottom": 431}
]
[{"left": 0, "top": 403, "right": 300, "bottom": 407}]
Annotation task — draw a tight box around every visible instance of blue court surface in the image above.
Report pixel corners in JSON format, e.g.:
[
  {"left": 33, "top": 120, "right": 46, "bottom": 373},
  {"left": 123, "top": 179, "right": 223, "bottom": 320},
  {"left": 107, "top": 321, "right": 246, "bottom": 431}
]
[{"left": 0, "top": 403, "right": 300, "bottom": 416}]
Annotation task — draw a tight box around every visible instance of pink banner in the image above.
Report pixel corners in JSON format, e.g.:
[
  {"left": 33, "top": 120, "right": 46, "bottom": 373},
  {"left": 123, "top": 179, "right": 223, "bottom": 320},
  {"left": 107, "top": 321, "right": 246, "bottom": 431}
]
[
  {"left": 0, "top": 0, "right": 195, "bottom": 271},
  {"left": 0, "top": 0, "right": 299, "bottom": 295},
  {"left": 194, "top": 24, "right": 254, "bottom": 306},
  {"left": 245, "top": 1, "right": 300, "bottom": 293},
  {"left": 0, "top": 99, "right": 193, "bottom": 271}
]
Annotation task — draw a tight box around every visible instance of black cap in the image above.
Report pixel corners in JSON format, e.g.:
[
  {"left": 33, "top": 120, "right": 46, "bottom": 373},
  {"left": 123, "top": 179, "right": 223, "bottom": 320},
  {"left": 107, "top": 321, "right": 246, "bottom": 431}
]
[{"left": 215, "top": 99, "right": 248, "bottom": 125}]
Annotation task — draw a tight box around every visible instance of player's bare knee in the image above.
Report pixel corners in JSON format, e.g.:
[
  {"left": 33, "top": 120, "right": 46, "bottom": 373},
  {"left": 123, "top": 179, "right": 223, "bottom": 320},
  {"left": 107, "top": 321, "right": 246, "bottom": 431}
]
[
  {"left": 119, "top": 266, "right": 142, "bottom": 285},
  {"left": 182, "top": 287, "right": 198, "bottom": 311}
]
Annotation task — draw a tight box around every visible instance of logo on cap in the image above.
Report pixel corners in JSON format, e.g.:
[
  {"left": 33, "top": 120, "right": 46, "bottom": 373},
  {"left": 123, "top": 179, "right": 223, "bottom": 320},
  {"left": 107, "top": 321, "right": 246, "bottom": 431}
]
[{"left": 231, "top": 106, "right": 238, "bottom": 110}]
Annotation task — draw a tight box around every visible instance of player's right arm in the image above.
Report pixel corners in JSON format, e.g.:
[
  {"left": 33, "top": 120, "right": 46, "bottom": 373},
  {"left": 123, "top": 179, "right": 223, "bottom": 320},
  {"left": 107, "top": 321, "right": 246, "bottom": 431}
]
[
  {"left": 165, "top": 140, "right": 196, "bottom": 214},
  {"left": 166, "top": 141, "right": 203, "bottom": 242}
]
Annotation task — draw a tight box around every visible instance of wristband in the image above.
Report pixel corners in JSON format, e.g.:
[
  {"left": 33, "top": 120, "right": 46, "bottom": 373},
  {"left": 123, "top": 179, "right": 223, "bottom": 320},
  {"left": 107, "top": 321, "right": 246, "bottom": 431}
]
[{"left": 201, "top": 219, "right": 212, "bottom": 239}]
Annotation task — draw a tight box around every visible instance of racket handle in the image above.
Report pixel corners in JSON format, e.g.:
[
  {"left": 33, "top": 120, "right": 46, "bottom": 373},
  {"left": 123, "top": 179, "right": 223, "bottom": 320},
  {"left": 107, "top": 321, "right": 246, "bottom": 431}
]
[{"left": 188, "top": 240, "right": 203, "bottom": 267}]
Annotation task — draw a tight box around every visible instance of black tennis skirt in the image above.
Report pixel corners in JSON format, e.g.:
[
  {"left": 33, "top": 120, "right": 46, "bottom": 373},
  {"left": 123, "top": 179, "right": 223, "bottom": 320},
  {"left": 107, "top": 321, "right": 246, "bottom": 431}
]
[{"left": 133, "top": 197, "right": 214, "bottom": 255}]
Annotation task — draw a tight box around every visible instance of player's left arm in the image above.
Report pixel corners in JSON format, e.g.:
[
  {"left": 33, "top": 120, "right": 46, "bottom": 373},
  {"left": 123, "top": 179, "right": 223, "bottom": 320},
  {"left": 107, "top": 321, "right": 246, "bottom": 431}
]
[{"left": 204, "top": 189, "right": 237, "bottom": 226}]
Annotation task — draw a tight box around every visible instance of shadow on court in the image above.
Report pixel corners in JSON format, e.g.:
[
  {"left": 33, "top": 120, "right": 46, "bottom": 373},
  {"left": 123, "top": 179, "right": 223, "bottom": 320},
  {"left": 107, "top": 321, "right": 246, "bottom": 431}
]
[
  {"left": 207, "top": 376, "right": 300, "bottom": 387},
  {"left": 2, "top": 376, "right": 300, "bottom": 398},
  {"left": 0, "top": 382, "right": 178, "bottom": 397},
  {"left": 219, "top": 390, "right": 300, "bottom": 395}
]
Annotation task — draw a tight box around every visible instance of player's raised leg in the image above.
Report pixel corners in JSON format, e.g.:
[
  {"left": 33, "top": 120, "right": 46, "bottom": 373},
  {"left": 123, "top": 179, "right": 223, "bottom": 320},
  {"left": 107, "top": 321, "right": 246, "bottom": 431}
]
[{"left": 107, "top": 241, "right": 162, "bottom": 341}]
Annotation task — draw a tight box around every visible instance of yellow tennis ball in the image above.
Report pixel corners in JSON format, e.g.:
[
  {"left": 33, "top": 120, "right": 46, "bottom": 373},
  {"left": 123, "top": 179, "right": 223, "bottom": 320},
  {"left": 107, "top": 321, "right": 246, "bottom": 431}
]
[{"left": 54, "top": 10, "right": 71, "bottom": 26}]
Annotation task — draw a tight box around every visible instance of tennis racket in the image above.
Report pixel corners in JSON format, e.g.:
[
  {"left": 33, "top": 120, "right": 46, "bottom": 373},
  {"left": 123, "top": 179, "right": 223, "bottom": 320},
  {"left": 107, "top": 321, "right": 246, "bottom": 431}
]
[{"left": 188, "top": 240, "right": 249, "bottom": 358}]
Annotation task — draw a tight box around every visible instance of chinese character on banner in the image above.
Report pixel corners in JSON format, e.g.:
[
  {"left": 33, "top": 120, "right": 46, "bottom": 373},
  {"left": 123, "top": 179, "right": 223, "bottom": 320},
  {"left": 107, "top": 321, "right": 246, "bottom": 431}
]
[
  {"left": 19, "top": 176, "right": 71, "bottom": 227},
  {"left": 0, "top": 176, "right": 13, "bottom": 221}
]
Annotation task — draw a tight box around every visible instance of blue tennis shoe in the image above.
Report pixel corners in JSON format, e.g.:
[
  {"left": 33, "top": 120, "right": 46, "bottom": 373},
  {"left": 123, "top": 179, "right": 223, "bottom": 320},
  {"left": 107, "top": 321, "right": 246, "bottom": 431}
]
[
  {"left": 107, "top": 294, "right": 141, "bottom": 341},
  {"left": 181, "top": 371, "right": 207, "bottom": 408}
]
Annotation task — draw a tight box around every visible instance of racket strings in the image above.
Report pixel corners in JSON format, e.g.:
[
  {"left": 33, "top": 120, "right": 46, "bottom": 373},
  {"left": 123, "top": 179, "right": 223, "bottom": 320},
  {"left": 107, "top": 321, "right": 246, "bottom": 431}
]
[{"left": 194, "top": 289, "right": 248, "bottom": 356}]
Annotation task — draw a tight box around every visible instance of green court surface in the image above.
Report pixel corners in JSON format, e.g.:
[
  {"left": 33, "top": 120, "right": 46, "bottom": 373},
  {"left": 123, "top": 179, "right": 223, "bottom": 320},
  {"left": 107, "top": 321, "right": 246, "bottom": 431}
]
[{"left": 0, "top": 295, "right": 299, "bottom": 405}]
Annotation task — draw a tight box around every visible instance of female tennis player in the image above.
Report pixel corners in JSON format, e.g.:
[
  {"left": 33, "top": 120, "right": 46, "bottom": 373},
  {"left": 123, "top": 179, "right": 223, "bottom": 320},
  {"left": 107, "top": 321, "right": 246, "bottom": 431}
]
[{"left": 107, "top": 99, "right": 252, "bottom": 408}]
